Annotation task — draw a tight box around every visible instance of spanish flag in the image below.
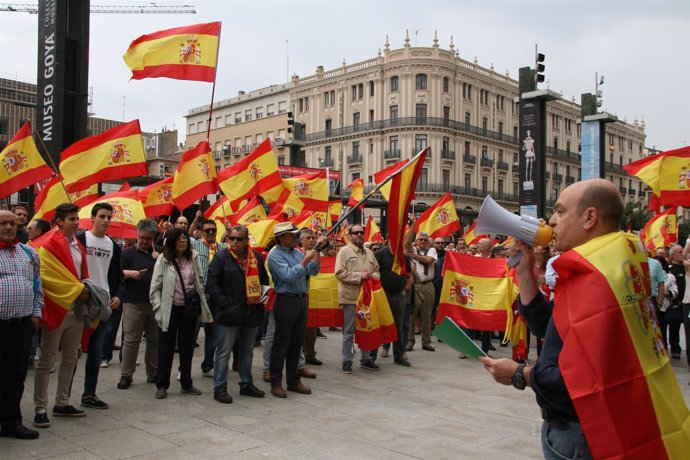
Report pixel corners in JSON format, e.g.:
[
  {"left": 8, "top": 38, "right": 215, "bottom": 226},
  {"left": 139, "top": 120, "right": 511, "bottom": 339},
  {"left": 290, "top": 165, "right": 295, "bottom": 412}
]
[
  {"left": 552, "top": 231, "right": 690, "bottom": 458},
  {"left": 230, "top": 196, "right": 267, "bottom": 226},
  {"left": 204, "top": 195, "right": 233, "bottom": 234},
  {"left": 355, "top": 278, "right": 398, "bottom": 349},
  {"left": 364, "top": 215, "right": 383, "bottom": 243},
  {"left": 140, "top": 177, "right": 174, "bottom": 217},
  {"left": 0, "top": 121, "right": 54, "bottom": 200},
  {"left": 217, "top": 139, "right": 285, "bottom": 210},
  {"left": 30, "top": 227, "right": 88, "bottom": 331},
  {"left": 328, "top": 200, "right": 342, "bottom": 228},
  {"left": 123, "top": 22, "right": 221, "bottom": 82},
  {"left": 387, "top": 149, "right": 427, "bottom": 274},
  {"left": 414, "top": 192, "right": 461, "bottom": 239},
  {"left": 624, "top": 146, "right": 690, "bottom": 206},
  {"left": 269, "top": 184, "right": 305, "bottom": 220},
  {"left": 247, "top": 218, "right": 280, "bottom": 250},
  {"left": 347, "top": 178, "right": 364, "bottom": 208},
  {"left": 435, "top": 252, "right": 517, "bottom": 331},
  {"left": 461, "top": 221, "right": 488, "bottom": 245},
  {"left": 33, "top": 176, "right": 97, "bottom": 222},
  {"left": 78, "top": 190, "right": 147, "bottom": 239},
  {"left": 172, "top": 141, "right": 217, "bottom": 210},
  {"left": 640, "top": 207, "right": 677, "bottom": 250},
  {"left": 648, "top": 192, "right": 661, "bottom": 214},
  {"left": 59, "top": 120, "right": 147, "bottom": 193},
  {"left": 291, "top": 209, "right": 328, "bottom": 231},
  {"left": 373, "top": 159, "right": 408, "bottom": 201},
  {"left": 307, "top": 257, "right": 343, "bottom": 327}
]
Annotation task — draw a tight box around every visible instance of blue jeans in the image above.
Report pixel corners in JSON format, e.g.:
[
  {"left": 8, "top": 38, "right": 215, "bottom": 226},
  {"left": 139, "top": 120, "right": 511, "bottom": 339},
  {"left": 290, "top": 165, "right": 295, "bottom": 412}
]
[
  {"left": 83, "top": 318, "right": 108, "bottom": 396},
  {"left": 341, "top": 303, "right": 376, "bottom": 364},
  {"left": 541, "top": 420, "right": 593, "bottom": 460},
  {"left": 100, "top": 306, "right": 123, "bottom": 363},
  {"left": 214, "top": 325, "right": 258, "bottom": 391}
]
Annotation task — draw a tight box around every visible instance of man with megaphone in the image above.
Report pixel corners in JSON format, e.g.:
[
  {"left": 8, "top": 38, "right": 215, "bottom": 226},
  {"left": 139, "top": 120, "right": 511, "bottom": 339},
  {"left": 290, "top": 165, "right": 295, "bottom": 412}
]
[{"left": 479, "top": 178, "right": 690, "bottom": 459}]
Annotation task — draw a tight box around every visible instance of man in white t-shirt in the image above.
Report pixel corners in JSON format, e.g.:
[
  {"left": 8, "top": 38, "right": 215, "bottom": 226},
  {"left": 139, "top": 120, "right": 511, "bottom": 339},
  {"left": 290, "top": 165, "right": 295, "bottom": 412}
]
[
  {"left": 75, "top": 203, "right": 123, "bottom": 410},
  {"left": 407, "top": 232, "right": 438, "bottom": 352}
]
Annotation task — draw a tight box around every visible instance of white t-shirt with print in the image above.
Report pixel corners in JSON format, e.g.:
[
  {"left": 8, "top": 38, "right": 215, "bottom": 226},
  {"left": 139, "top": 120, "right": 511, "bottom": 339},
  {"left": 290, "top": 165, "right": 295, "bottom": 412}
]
[{"left": 85, "top": 231, "right": 113, "bottom": 293}]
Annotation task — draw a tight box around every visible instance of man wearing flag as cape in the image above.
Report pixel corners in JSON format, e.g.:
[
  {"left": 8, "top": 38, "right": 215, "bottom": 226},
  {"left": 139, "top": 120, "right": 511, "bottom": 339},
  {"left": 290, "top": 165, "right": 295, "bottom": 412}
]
[{"left": 480, "top": 179, "right": 690, "bottom": 459}]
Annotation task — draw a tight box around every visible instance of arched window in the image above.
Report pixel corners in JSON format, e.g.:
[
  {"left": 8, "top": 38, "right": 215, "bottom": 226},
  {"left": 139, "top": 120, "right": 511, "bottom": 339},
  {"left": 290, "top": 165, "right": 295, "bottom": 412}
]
[
  {"left": 390, "top": 76, "right": 399, "bottom": 92},
  {"left": 415, "top": 73, "right": 427, "bottom": 90}
]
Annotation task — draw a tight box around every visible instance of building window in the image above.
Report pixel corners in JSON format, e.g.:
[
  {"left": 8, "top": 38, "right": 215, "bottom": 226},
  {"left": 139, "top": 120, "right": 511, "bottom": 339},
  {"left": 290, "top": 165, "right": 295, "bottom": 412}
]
[
  {"left": 415, "top": 73, "right": 427, "bottom": 90},
  {"left": 513, "top": 182, "right": 518, "bottom": 196},
  {"left": 464, "top": 141, "right": 471, "bottom": 156},
  {"left": 351, "top": 83, "right": 364, "bottom": 100},
  {"left": 352, "top": 172, "right": 360, "bottom": 182},
  {"left": 244, "top": 109, "right": 252, "bottom": 122},
  {"left": 353, "top": 112, "right": 360, "bottom": 131},
  {"left": 498, "top": 121, "right": 503, "bottom": 134},
  {"left": 464, "top": 112, "right": 471, "bottom": 125},
  {"left": 267, "top": 104, "right": 275, "bottom": 116},
  {"left": 415, "top": 134, "right": 427, "bottom": 153},
  {"left": 235, "top": 112, "right": 242, "bottom": 123},
  {"left": 566, "top": 140, "right": 571, "bottom": 152},
  {"left": 498, "top": 179, "right": 504, "bottom": 195},
  {"left": 390, "top": 105, "right": 399, "bottom": 119},
  {"left": 255, "top": 107, "right": 263, "bottom": 119},
  {"left": 188, "top": 123, "right": 194, "bottom": 134},
  {"left": 443, "top": 170, "right": 450, "bottom": 189},
  {"left": 419, "top": 168, "right": 429, "bottom": 188},
  {"left": 325, "top": 119, "right": 332, "bottom": 133},
  {"left": 415, "top": 104, "right": 427, "bottom": 123},
  {"left": 225, "top": 114, "right": 232, "bottom": 125},
  {"left": 278, "top": 101, "right": 287, "bottom": 113},
  {"left": 215, "top": 116, "right": 223, "bottom": 128},
  {"left": 325, "top": 146, "right": 332, "bottom": 162},
  {"left": 443, "top": 106, "right": 450, "bottom": 121},
  {"left": 298, "top": 97, "right": 309, "bottom": 112},
  {"left": 481, "top": 176, "right": 488, "bottom": 194},
  {"left": 554, "top": 137, "right": 559, "bottom": 150},
  {"left": 465, "top": 173, "right": 471, "bottom": 189},
  {"left": 369, "top": 109, "right": 374, "bottom": 122},
  {"left": 389, "top": 135, "right": 399, "bottom": 152},
  {"left": 442, "top": 136, "right": 450, "bottom": 152},
  {"left": 352, "top": 141, "right": 360, "bottom": 156},
  {"left": 443, "top": 76, "right": 450, "bottom": 93},
  {"left": 390, "top": 76, "right": 399, "bottom": 92},
  {"left": 481, "top": 145, "right": 488, "bottom": 159},
  {"left": 277, "top": 156, "right": 285, "bottom": 165},
  {"left": 482, "top": 117, "right": 488, "bottom": 131},
  {"left": 369, "top": 80, "right": 375, "bottom": 97},
  {"left": 498, "top": 149, "right": 504, "bottom": 163},
  {"left": 256, "top": 133, "right": 263, "bottom": 144},
  {"left": 463, "top": 83, "right": 472, "bottom": 100}
]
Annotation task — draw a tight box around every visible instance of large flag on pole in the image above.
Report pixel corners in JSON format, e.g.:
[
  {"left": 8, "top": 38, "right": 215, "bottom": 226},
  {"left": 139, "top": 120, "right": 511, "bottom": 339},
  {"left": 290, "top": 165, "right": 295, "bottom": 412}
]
[
  {"left": 640, "top": 207, "right": 677, "bottom": 250},
  {"left": 172, "top": 141, "right": 217, "bottom": 210},
  {"left": 624, "top": 146, "right": 690, "bottom": 206},
  {"left": 0, "top": 121, "right": 53, "bottom": 200},
  {"left": 284, "top": 170, "right": 329, "bottom": 217},
  {"left": 552, "top": 231, "right": 690, "bottom": 458},
  {"left": 140, "top": 177, "right": 174, "bottom": 217},
  {"left": 59, "top": 120, "right": 147, "bottom": 193},
  {"left": 123, "top": 22, "right": 221, "bottom": 82},
  {"left": 373, "top": 159, "right": 408, "bottom": 201},
  {"left": 414, "top": 192, "right": 462, "bottom": 239},
  {"left": 78, "top": 190, "right": 147, "bottom": 239}
]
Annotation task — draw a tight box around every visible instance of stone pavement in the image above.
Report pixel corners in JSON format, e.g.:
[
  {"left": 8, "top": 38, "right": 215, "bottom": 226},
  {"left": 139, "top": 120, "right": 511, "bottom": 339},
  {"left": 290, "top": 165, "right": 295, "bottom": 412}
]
[{"left": 6, "top": 329, "right": 690, "bottom": 459}]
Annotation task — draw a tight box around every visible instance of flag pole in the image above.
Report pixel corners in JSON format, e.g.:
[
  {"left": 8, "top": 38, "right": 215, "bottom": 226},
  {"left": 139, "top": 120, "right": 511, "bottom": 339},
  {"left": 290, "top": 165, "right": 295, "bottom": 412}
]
[
  {"left": 205, "top": 22, "right": 223, "bottom": 141},
  {"left": 32, "top": 128, "right": 73, "bottom": 203}
]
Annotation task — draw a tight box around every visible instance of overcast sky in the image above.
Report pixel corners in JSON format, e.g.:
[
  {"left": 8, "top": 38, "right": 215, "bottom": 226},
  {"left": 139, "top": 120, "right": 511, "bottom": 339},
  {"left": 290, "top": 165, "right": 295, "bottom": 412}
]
[{"left": 1, "top": 0, "right": 688, "bottom": 150}]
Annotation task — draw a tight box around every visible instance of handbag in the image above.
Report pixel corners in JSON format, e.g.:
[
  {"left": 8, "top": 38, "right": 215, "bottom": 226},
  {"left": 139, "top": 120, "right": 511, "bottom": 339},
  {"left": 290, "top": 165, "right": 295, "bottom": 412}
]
[{"left": 172, "top": 259, "right": 202, "bottom": 318}]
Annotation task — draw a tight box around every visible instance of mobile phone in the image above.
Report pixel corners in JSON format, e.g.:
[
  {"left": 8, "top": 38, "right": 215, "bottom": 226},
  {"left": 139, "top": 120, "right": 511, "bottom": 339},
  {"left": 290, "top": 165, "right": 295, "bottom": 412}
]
[{"left": 138, "top": 269, "right": 148, "bottom": 275}]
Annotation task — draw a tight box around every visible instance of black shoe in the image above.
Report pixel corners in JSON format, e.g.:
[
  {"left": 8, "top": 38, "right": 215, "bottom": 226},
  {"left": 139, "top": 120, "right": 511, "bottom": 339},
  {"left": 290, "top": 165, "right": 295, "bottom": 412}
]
[
  {"left": 342, "top": 361, "right": 353, "bottom": 374},
  {"left": 214, "top": 389, "right": 233, "bottom": 404},
  {"left": 181, "top": 386, "right": 202, "bottom": 395},
  {"left": 394, "top": 359, "right": 411, "bottom": 367},
  {"left": 1, "top": 422, "right": 40, "bottom": 439},
  {"left": 53, "top": 405, "right": 86, "bottom": 417},
  {"left": 117, "top": 376, "right": 132, "bottom": 389},
  {"left": 316, "top": 329, "right": 327, "bottom": 338},
  {"left": 33, "top": 412, "right": 50, "bottom": 428},
  {"left": 360, "top": 360, "right": 380, "bottom": 371},
  {"left": 81, "top": 394, "right": 109, "bottom": 409},
  {"left": 239, "top": 383, "right": 265, "bottom": 398},
  {"left": 672, "top": 352, "right": 681, "bottom": 359},
  {"left": 305, "top": 357, "right": 323, "bottom": 366}
]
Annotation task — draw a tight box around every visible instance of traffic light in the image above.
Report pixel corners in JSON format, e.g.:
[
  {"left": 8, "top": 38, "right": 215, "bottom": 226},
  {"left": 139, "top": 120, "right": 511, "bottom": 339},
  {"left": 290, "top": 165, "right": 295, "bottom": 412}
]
[
  {"left": 287, "top": 111, "right": 294, "bottom": 134},
  {"left": 535, "top": 53, "right": 546, "bottom": 83}
]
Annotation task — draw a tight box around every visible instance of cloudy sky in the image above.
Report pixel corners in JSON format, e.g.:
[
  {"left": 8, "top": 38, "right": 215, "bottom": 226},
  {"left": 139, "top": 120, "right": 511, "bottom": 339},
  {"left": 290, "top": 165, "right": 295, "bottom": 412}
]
[{"left": 1, "top": 0, "right": 688, "bottom": 150}]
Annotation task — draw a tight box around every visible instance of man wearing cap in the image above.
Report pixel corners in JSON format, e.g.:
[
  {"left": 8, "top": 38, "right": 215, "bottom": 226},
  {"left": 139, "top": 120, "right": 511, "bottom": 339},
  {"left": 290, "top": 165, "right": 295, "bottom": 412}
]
[{"left": 266, "top": 222, "right": 323, "bottom": 398}]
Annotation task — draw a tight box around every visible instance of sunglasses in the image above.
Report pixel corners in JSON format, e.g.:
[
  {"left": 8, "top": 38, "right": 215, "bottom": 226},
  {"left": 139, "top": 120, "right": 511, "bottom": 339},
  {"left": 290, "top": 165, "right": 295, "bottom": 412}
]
[
  {"left": 203, "top": 228, "right": 217, "bottom": 233},
  {"left": 350, "top": 231, "right": 365, "bottom": 235},
  {"left": 227, "top": 236, "right": 245, "bottom": 242},
  {"left": 417, "top": 238, "right": 428, "bottom": 242}
]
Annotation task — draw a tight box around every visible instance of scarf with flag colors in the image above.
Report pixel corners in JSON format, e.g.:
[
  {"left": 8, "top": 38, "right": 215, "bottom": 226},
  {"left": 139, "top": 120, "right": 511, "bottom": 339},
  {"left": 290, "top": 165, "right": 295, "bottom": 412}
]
[
  {"left": 140, "top": 177, "right": 174, "bottom": 217},
  {"left": 373, "top": 159, "right": 408, "bottom": 201},
  {"left": 640, "top": 207, "right": 677, "bottom": 251},
  {"left": 33, "top": 176, "right": 98, "bottom": 222},
  {"left": 78, "top": 190, "right": 147, "bottom": 239},
  {"left": 347, "top": 178, "right": 364, "bottom": 208},
  {"left": 30, "top": 227, "right": 88, "bottom": 331},
  {"left": 354, "top": 278, "right": 398, "bottom": 349},
  {"left": 123, "top": 22, "right": 221, "bottom": 82},
  {"left": 0, "top": 121, "right": 54, "bottom": 200},
  {"left": 435, "top": 252, "right": 517, "bottom": 331},
  {"left": 624, "top": 145, "right": 690, "bottom": 206},
  {"left": 307, "top": 257, "right": 343, "bottom": 327},
  {"left": 172, "top": 140, "right": 217, "bottom": 210},
  {"left": 364, "top": 215, "right": 384, "bottom": 243},
  {"left": 229, "top": 247, "right": 262, "bottom": 304},
  {"left": 386, "top": 149, "right": 427, "bottom": 274},
  {"left": 552, "top": 231, "right": 690, "bottom": 459},
  {"left": 59, "top": 120, "right": 147, "bottom": 193},
  {"left": 413, "top": 192, "right": 462, "bottom": 239}
]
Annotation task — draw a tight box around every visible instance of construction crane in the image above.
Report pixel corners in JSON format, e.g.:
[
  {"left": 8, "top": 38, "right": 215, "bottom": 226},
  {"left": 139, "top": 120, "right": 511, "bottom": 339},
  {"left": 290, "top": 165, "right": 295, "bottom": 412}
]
[{"left": 1, "top": 3, "right": 196, "bottom": 14}]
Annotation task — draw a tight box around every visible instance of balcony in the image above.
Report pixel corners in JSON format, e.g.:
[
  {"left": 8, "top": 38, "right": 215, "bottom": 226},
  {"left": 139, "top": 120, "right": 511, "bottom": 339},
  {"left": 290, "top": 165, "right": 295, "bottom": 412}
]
[
  {"left": 619, "top": 187, "right": 627, "bottom": 195},
  {"left": 480, "top": 157, "right": 494, "bottom": 168},
  {"left": 546, "top": 146, "right": 580, "bottom": 163},
  {"left": 441, "top": 149, "right": 455, "bottom": 160},
  {"left": 552, "top": 173, "right": 563, "bottom": 182},
  {"left": 463, "top": 154, "right": 476, "bottom": 164},
  {"left": 384, "top": 149, "right": 400, "bottom": 160},
  {"left": 497, "top": 161, "right": 509, "bottom": 171},
  {"left": 628, "top": 188, "right": 636, "bottom": 196},
  {"left": 347, "top": 154, "right": 362, "bottom": 165},
  {"left": 566, "top": 175, "right": 575, "bottom": 184}
]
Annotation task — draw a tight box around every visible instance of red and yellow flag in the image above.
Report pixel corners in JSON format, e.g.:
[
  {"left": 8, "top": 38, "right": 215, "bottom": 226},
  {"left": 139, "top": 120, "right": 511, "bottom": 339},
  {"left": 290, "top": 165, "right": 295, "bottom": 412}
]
[
  {"left": 364, "top": 215, "right": 384, "bottom": 243},
  {"left": 328, "top": 200, "right": 342, "bottom": 227},
  {"left": 78, "top": 190, "right": 147, "bottom": 239},
  {"left": 217, "top": 139, "right": 285, "bottom": 210},
  {"left": 247, "top": 218, "right": 280, "bottom": 250},
  {"left": 624, "top": 146, "right": 690, "bottom": 206},
  {"left": 123, "top": 22, "right": 221, "bottom": 82},
  {"left": 640, "top": 207, "right": 677, "bottom": 250},
  {"left": 347, "top": 178, "right": 364, "bottom": 208},
  {"left": 335, "top": 222, "right": 349, "bottom": 244},
  {"left": 373, "top": 159, "right": 408, "bottom": 201},
  {"left": 435, "top": 252, "right": 517, "bottom": 331},
  {"left": 0, "top": 121, "right": 54, "bottom": 200},
  {"left": 291, "top": 209, "right": 328, "bottom": 231},
  {"left": 354, "top": 278, "right": 398, "bottom": 350},
  {"left": 307, "top": 257, "right": 343, "bottom": 327},
  {"left": 172, "top": 141, "right": 217, "bottom": 210},
  {"left": 414, "top": 192, "right": 461, "bottom": 239},
  {"left": 140, "top": 177, "right": 174, "bottom": 217},
  {"left": 203, "top": 195, "right": 233, "bottom": 234},
  {"left": 387, "top": 149, "right": 427, "bottom": 274},
  {"left": 461, "top": 221, "right": 488, "bottom": 245},
  {"left": 284, "top": 170, "right": 329, "bottom": 211},
  {"left": 59, "top": 120, "right": 147, "bottom": 193},
  {"left": 33, "top": 176, "right": 97, "bottom": 222},
  {"left": 553, "top": 231, "right": 690, "bottom": 458},
  {"left": 30, "top": 227, "right": 88, "bottom": 331},
  {"left": 230, "top": 196, "right": 267, "bottom": 226}
]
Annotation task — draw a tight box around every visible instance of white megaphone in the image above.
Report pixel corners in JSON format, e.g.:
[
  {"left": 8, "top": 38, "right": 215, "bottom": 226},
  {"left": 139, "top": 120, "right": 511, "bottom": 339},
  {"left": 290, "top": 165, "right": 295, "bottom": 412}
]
[{"left": 476, "top": 196, "right": 554, "bottom": 266}]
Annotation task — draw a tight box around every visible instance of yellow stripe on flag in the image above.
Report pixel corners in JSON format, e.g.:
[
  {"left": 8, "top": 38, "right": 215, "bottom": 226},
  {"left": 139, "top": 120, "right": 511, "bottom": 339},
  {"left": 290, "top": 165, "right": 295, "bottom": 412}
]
[
  {"left": 37, "top": 247, "right": 83, "bottom": 311},
  {"left": 124, "top": 32, "right": 219, "bottom": 70}
]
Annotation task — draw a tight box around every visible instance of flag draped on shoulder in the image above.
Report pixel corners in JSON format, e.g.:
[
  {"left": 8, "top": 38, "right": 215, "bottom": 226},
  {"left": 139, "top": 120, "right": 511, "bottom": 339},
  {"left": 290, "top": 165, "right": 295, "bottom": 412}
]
[
  {"left": 354, "top": 278, "right": 397, "bottom": 349},
  {"left": 123, "top": 22, "right": 221, "bottom": 82},
  {"left": 30, "top": 227, "right": 88, "bottom": 331},
  {"left": 624, "top": 146, "right": 690, "bottom": 206},
  {"left": 172, "top": 140, "right": 217, "bottom": 210},
  {"left": 0, "top": 121, "right": 53, "bottom": 200},
  {"left": 435, "top": 252, "right": 517, "bottom": 331},
  {"left": 347, "top": 178, "right": 364, "bottom": 208},
  {"left": 307, "top": 257, "right": 343, "bottom": 327},
  {"left": 552, "top": 231, "right": 690, "bottom": 459},
  {"left": 140, "top": 177, "right": 174, "bottom": 217},
  {"left": 414, "top": 192, "right": 461, "bottom": 239},
  {"left": 364, "top": 215, "right": 383, "bottom": 243},
  {"left": 60, "top": 120, "right": 147, "bottom": 193},
  {"left": 78, "top": 190, "right": 146, "bottom": 239},
  {"left": 640, "top": 207, "right": 677, "bottom": 250}
]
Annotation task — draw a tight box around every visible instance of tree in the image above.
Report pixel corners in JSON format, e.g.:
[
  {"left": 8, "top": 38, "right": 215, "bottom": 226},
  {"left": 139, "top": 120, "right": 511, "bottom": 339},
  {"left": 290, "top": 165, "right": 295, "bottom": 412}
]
[{"left": 621, "top": 201, "right": 652, "bottom": 232}]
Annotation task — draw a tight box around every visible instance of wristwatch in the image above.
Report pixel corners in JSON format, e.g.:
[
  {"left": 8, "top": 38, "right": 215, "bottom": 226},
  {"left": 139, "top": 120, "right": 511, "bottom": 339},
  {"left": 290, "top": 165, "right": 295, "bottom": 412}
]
[{"left": 511, "top": 362, "right": 527, "bottom": 390}]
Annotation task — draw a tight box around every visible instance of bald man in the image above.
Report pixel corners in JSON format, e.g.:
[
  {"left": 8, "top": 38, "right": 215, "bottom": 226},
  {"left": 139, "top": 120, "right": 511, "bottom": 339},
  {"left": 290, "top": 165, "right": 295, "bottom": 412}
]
[{"left": 479, "top": 179, "right": 628, "bottom": 459}]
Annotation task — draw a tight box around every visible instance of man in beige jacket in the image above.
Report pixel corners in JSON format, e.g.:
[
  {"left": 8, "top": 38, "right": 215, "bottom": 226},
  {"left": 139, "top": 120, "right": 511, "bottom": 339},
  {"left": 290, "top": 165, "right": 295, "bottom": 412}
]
[{"left": 335, "top": 224, "right": 380, "bottom": 373}]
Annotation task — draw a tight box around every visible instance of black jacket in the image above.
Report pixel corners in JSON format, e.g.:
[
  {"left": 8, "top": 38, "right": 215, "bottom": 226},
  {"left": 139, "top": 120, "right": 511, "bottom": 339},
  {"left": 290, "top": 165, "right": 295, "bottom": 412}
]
[
  {"left": 206, "top": 248, "right": 269, "bottom": 327},
  {"left": 76, "top": 231, "right": 125, "bottom": 300}
]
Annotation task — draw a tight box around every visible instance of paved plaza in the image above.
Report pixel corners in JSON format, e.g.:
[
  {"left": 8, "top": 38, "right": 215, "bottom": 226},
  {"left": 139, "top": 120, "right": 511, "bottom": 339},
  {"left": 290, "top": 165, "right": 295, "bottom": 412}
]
[{"left": 6, "top": 329, "right": 690, "bottom": 459}]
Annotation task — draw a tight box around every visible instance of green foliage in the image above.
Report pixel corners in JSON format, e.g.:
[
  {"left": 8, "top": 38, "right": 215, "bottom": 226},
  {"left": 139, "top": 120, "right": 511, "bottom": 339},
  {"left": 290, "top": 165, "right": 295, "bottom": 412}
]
[{"left": 621, "top": 201, "right": 652, "bottom": 231}]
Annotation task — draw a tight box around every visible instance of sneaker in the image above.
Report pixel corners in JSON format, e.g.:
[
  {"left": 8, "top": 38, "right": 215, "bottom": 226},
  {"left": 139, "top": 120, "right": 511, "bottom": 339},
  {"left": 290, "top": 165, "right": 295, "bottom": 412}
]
[
  {"left": 239, "top": 383, "right": 265, "bottom": 398},
  {"left": 360, "top": 360, "right": 380, "bottom": 371},
  {"left": 202, "top": 369, "right": 213, "bottom": 378},
  {"left": 342, "top": 361, "right": 353, "bottom": 374},
  {"left": 155, "top": 388, "right": 167, "bottom": 399},
  {"left": 117, "top": 376, "right": 133, "bottom": 390},
  {"left": 33, "top": 411, "right": 50, "bottom": 428},
  {"left": 81, "top": 395, "right": 109, "bottom": 410},
  {"left": 99, "top": 360, "right": 110, "bottom": 368},
  {"left": 53, "top": 405, "right": 86, "bottom": 417},
  {"left": 181, "top": 386, "right": 202, "bottom": 395},
  {"left": 214, "top": 389, "right": 233, "bottom": 404}
]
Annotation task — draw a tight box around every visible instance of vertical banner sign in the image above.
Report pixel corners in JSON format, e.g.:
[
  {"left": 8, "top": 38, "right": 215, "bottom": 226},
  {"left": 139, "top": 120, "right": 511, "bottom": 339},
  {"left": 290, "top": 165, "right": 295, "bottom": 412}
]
[
  {"left": 581, "top": 120, "right": 602, "bottom": 180},
  {"left": 518, "top": 98, "right": 545, "bottom": 218}
]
